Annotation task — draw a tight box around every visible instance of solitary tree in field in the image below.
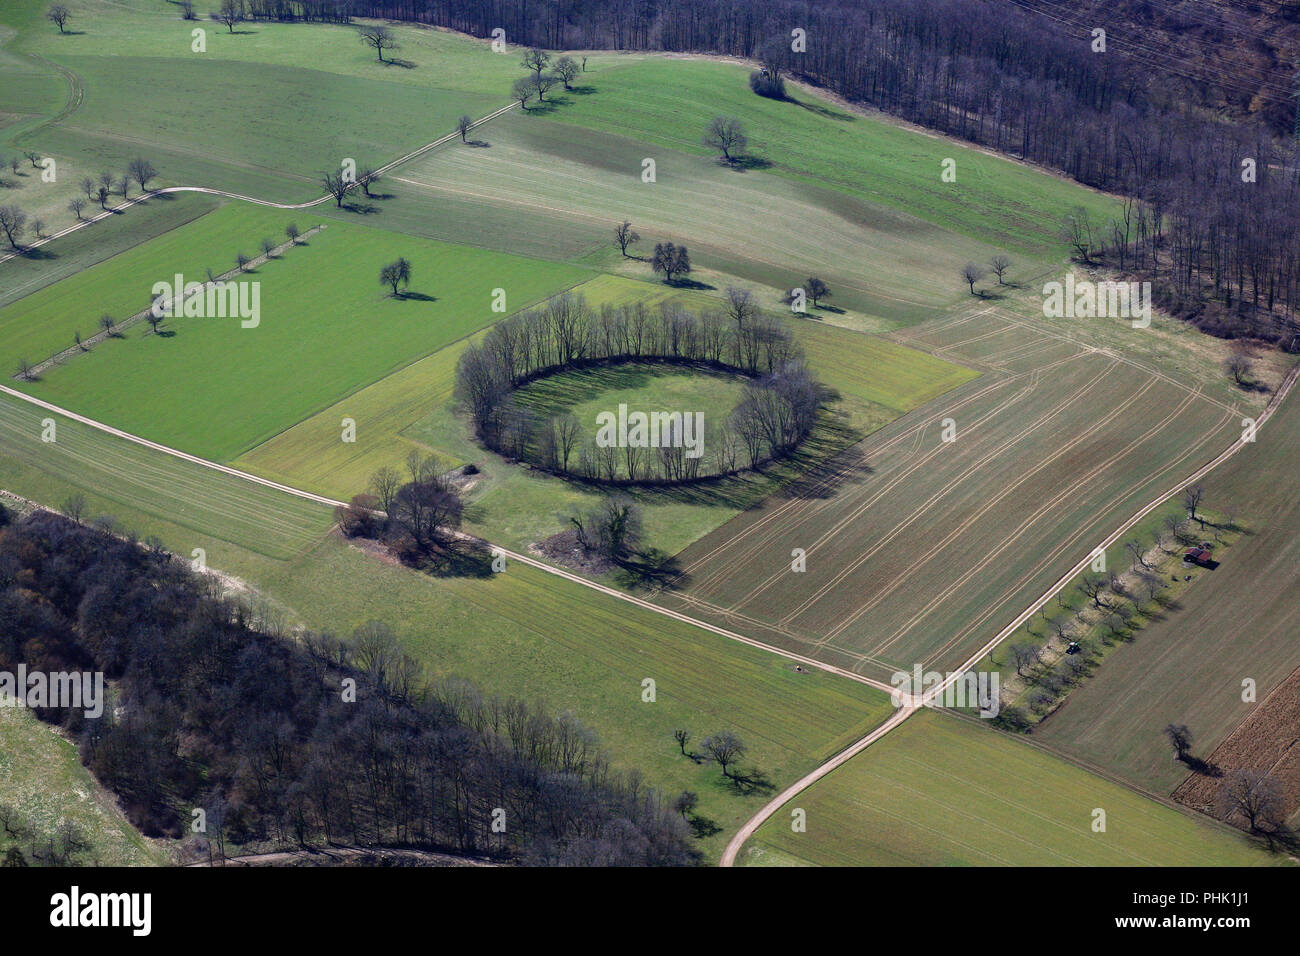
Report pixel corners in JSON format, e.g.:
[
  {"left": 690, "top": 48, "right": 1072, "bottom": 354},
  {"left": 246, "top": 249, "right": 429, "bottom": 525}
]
[
  {"left": 16, "top": 359, "right": 33, "bottom": 382},
  {"left": 100, "top": 314, "right": 115, "bottom": 335},
  {"left": 1224, "top": 349, "right": 1253, "bottom": 386},
  {"left": 179, "top": 0, "right": 196, "bottom": 19},
  {"left": 511, "top": 77, "right": 534, "bottom": 109},
  {"left": 703, "top": 116, "right": 747, "bottom": 163},
  {"left": 359, "top": 24, "right": 399, "bottom": 62},
  {"left": 68, "top": 197, "right": 86, "bottom": 220},
  {"left": 212, "top": 0, "right": 244, "bottom": 34},
  {"left": 24, "top": 151, "right": 40, "bottom": 168},
  {"left": 456, "top": 114, "right": 473, "bottom": 142},
  {"left": 0, "top": 205, "right": 28, "bottom": 248},
  {"left": 128, "top": 157, "right": 157, "bottom": 192},
  {"left": 989, "top": 253, "right": 1011, "bottom": 284},
  {"left": 521, "top": 47, "right": 550, "bottom": 80},
  {"left": 31, "top": 217, "right": 46, "bottom": 239},
  {"left": 380, "top": 257, "right": 412, "bottom": 296},
  {"left": 614, "top": 220, "right": 640, "bottom": 257},
  {"left": 961, "top": 261, "right": 986, "bottom": 295},
  {"left": 46, "top": 4, "right": 70, "bottom": 33},
  {"left": 1164, "top": 723, "right": 1193, "bottom": 761},
  {"left": 554, "top": 55, "right": 579, "bottom": 90},
  {"left": 805, "top": 276, "right": 830, "bottom": 307},
  {"left": 285, "top": 222, "right": 300, "bottom": 244}
]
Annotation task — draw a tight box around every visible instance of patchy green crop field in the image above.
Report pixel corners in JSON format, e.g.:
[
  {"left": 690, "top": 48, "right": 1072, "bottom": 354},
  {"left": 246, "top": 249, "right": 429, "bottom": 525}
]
[{"left": 740, "top": 710, "right": 1272, "bottom": 866}]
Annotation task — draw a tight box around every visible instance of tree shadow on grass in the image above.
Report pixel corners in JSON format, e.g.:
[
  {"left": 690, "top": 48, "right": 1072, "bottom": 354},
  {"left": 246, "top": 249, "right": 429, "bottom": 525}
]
[
  {"left": 688, "top": 815, "right": 723, "bottom": 839},
  {"left": 724, "top": 155, "right": 774, "bottom": 172},
  {"left": 566, "top": 84, "right": 597, "bottom": 95},
  {"left": 791, "top": 95, "right": 855, "bottom": 122},
  {"left": 666, "top": 277, "right": 716, "bottom": 291},
  {"left": 466, "top": 140, "right": 492, "bottom": 148},
  {"left": 394, "top": 290, "right": 437, "bottom": 302},
  {"left": 726, "top": 767, "right": 775, "bottom": 796},
  {"left": 383, "top": 58, "right": 417, "bottom": 69},
  {"left": 16, "top": 246, "right": 56, "bottom": 261},
  {"left": 612, "top": 549, "right": 685, "bottom": 592}
]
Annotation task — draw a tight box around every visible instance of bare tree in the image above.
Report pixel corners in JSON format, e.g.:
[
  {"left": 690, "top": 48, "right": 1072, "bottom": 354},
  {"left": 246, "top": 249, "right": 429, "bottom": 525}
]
[
  {"left": 989, "top": 254, "right": 1011, "bottom": 284},
  {"left": 212, "top": 0, "right": 244, "bottom": 34},
  {"left": 68, "top": 196, "right": 86, "bottom": 220},
  {"left": 1060, "top": 207, "right": 1094, "bottom": 261},
  {"left": 511, "top": 77, "right": 534, "bottom": 109},
  {"left": 0, "top": 205, "right": 27, "bottom": 248},
  {"left": 1164, "top": 723, "right": 1193, "bottom": 760},
  {"left": 703, "top": 116, "right": 747, "bottom": 163},
  {"left": 128, "top": 157, "right": 157, "bottom": 192},
  {"left": 805, "top": 277, "right": 830, "bottom": 307},
  {"left": 554, "top": 55, "right": 579, "bottom": 90},
  {"left": 456, "top": 114, "right": 473, "bottom": 142},
  {"left": 521, "top": 47, "right": 551, "bottom": 80},
  {"left": 961, "top": 262, "right": 986, "bottom": 295},
  {"left": 369, "top": 466, "right": 402, "bottom": 517},
  {"left": 31, "top": 217, "right": 46, "bottom": 238},
  {"left": 285, "top": 222, "right": 299, "bottom": 244},
  {"left": 358, "top": 24, "right": 399, "bottom": 62},
  {"left": 672, "top": 728, "right": 691, "bottom": 756},
  {"left": 1080, "top": 571, "right": 1110, "bottom": 609},
  {"left": 1183, "top": 484, "right": 1205, "bottom": 528},
  {"left": 1217, "top": 770, "right": 1285, "bottom": 834},
  {"left": 699, "top": 730, "right": 746, "bottom": 780},
  {"left": 321, "top": 170, "right": 352, "bottom": 208},
  {"left": 614, "top": 220, "right": 640, "bottom": 257},
  {"left": 46, "top": 4, "right": 71, "bottom": 33},
  {"left": 1224, "top": 350, "right": 1253, "bottom": 387},
  {"left": 1125, "top": 538, "right": 1150, "bottom": 570}
]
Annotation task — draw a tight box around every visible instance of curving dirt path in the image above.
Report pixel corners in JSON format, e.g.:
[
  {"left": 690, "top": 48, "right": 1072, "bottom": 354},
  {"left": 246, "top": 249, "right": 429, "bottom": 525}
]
[{"left": 0, "top": 101, "right": 519, "bottom": 266}]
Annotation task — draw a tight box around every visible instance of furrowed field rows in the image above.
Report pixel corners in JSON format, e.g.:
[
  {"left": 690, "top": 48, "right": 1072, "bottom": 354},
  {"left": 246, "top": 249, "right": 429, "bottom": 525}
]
[{"left": 660, "top": 342, "right": 1241, "bottom": 677}]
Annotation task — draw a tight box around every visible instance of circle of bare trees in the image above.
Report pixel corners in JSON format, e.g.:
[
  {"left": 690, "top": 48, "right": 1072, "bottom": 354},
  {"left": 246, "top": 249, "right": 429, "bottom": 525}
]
[{"left": 455, "top": 292, "right": 823, "bottom": 487}]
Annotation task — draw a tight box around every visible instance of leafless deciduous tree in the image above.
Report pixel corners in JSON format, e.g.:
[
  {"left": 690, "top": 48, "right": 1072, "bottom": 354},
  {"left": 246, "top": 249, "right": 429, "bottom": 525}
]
[
  {"left": 1217, "top": 770, "right": 1285, "bottom": 834},
  {"left": 699, "top": 730, "right": 746, "bottom": 780},
  {"left": 703, "top": 116, "right": 747, "bottom": 162},
  {"left": 46, "top": 4, "right": 70, "bottom": 32},
  {"left": 614, "top": 220, "right": 639, "bottom": 257}
]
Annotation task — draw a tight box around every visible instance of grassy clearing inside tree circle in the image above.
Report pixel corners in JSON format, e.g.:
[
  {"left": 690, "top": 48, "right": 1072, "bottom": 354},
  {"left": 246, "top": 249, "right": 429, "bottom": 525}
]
[{"left": 512, "top": 362, "right": 750, "bottom": 481}]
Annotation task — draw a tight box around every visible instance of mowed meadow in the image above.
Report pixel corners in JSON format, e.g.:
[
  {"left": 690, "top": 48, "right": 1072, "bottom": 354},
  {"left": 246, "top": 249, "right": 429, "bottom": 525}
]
[{"left": 10, "top": 214, "right": 591, "bottom": 460}]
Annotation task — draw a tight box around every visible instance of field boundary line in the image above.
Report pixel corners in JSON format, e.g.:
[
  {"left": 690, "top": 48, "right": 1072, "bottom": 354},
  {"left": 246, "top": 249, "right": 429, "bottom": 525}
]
[
  {"left": 0, "top": 386, "right": 899, "bottom": 697},
  {"left": 719, "top": 360, "right": 1299, "bottom": 867}
]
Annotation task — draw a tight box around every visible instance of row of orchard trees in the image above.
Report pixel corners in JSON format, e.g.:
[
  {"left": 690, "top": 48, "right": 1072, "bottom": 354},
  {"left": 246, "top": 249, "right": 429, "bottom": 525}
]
[{"left": 455, "top": 290, "right": 822, "bottom": 484}]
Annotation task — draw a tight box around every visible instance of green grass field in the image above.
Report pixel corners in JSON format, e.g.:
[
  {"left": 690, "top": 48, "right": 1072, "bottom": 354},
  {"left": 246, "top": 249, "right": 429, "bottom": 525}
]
[
  {"left": 13, "top": 216, "right": 592, "bottom": 460},
  {"left": 0, "top": 707, "right": 166, "bottom": 866},
  {"left": 536, "top": 57, "right": 1119, "bottom": 257},
  {"left": 0, "top": 201, "right": 294, "bottom": 371},
  {"left": 741, "top": 710, "right": 1272, "bottom": 866}
]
